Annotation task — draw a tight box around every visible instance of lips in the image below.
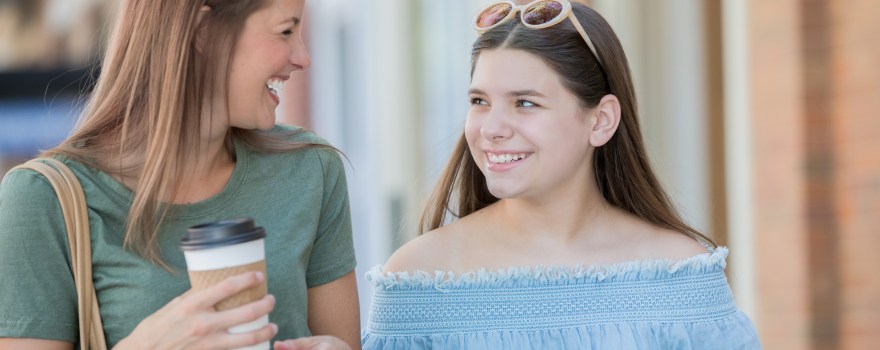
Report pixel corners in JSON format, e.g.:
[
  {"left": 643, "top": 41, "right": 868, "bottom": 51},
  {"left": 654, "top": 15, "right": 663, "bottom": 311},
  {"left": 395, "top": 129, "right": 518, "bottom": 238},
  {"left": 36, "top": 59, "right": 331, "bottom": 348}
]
[
  {"left": 267, "top": 89, "right": 280, "bottom": 105},
  {"left": 266, "top": 78, "right": 284, "bottom": 97},
  {"left": 265, "top": 76, "right": 288, "bottom": 105},
  {"left": 484, "top": 151, "right": 532, "bottom": 171}
]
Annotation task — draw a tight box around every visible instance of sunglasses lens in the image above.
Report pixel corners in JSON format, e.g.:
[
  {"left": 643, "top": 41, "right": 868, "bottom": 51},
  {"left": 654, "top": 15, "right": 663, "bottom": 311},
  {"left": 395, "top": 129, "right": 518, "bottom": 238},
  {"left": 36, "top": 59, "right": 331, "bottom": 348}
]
[
  {"left": 476, "top": 3, "right": 514, "bottom": 29},
  {"left": 523, "top": 1, "right": 564, "bottom": 26}
]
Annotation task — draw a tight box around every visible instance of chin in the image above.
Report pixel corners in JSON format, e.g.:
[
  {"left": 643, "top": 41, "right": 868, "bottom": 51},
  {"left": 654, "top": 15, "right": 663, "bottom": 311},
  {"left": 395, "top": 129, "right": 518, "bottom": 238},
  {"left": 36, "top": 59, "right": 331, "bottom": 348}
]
[
  {"left": 255, "top": 113, "right": 277, "bottom": 130},
  {"left": 256, "top": 122, "right": 276, "bottom": 131},
  {"left": 486, "top": 184, "right": 522, "bottom": 199}
]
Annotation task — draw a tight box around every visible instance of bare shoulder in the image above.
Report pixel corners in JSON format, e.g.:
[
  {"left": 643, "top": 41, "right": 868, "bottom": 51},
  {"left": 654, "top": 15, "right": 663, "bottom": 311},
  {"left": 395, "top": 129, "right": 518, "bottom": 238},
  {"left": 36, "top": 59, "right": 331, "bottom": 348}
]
[
  {"left": 382, "top": 224, "right": 466, "bottom": 274},
  {"left": 612, "top": 209, "right": 710, "bottom": 261}
]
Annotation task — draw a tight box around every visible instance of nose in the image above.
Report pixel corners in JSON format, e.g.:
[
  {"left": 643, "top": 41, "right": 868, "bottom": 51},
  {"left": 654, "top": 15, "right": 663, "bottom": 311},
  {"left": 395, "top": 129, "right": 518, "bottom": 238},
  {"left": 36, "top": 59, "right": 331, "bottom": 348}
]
[
  {"left": 480, "top": 106, "right": 513, "bottom": 141},
  {"left": 290, "top": 36, "right": 312, "bottom": 70}
]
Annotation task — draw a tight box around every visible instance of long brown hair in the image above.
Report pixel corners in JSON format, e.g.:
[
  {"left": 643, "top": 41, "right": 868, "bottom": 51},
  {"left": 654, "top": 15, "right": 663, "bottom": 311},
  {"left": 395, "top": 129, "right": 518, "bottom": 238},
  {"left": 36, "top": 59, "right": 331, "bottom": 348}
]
[
  {"left": 420, "top": 3, "right": 714, "bottom": 246},
  {"left": 44, "top": 0, "right": 321, "bottom": 267}
]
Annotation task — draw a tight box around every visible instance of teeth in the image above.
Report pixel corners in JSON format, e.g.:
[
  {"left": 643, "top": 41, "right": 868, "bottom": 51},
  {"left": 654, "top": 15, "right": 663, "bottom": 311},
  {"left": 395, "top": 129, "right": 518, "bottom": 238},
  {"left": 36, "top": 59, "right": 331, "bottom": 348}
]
[
  {"left": 266, "top": 78, "right": 284, "bottom": 96},
  {"left": 488, "top": 153, "right": 527, "bottom": 164}
]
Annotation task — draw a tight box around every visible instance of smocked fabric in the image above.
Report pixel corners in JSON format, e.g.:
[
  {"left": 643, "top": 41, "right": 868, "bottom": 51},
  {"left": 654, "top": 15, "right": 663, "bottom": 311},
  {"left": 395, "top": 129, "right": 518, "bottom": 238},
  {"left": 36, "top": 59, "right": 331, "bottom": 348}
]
[{"left": 362, "top": 247, "right": 761, "bottom": 349}]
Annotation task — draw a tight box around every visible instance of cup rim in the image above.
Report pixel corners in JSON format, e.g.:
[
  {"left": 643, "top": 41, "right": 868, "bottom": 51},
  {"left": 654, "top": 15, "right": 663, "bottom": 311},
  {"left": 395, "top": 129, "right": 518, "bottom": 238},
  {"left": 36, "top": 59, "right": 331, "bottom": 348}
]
[{"left": 181, "top": 217, "right": 266, "bottom": 250}]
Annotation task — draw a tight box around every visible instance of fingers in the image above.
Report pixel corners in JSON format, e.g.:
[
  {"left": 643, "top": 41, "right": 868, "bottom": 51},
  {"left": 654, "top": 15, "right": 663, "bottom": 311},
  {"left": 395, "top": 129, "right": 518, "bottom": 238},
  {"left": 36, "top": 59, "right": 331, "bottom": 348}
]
[
  {"left": 190, "top": 271, "right": 265, "bottom": 309},
  {"left": 201, "top": 322, "right": 279, "bottom": 349},
  {"left": 182, "top": 272, "right": 275, "bottom": 340},
  {"left": 275, "top": 338, "right": 314, "bottom": 350},
  {"left": 211, "top": 294, "right": 276, "bottom": 330},
  {"left": 124, "top": 272, "right": 276, "bottom": 349},
  {"left": 274, "top": 339, "right": 302, "bottom": 350},
  {"left": 274, "top": 336, "right": 352, "bottom": 350}
]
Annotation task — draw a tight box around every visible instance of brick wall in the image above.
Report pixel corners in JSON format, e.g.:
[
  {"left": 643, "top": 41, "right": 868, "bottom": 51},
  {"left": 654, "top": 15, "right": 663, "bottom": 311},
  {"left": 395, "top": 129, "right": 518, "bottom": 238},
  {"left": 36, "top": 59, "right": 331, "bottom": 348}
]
[
  {"left": 829, "top": 0, "right": 880, "bottom": 348},
  {"left": 749, "top": 0, "right": 880, "bottom": 349},
  {"left": 749, "top": 0, "right": 811, "bottom": 348}
]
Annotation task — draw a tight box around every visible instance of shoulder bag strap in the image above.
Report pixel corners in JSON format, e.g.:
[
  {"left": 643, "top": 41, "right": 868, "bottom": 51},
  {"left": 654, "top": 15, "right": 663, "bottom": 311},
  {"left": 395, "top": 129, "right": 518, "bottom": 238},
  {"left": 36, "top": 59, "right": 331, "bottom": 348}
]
[{"left": 10, "top": 158, "right": 107, "bottom": 350}]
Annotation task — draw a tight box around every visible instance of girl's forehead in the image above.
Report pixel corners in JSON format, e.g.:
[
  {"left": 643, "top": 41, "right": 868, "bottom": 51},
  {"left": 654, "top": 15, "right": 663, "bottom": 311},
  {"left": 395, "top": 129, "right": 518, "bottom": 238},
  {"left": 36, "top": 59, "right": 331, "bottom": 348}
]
[{"left": 471, "top": 49, "right": 565, "bottom": 94}]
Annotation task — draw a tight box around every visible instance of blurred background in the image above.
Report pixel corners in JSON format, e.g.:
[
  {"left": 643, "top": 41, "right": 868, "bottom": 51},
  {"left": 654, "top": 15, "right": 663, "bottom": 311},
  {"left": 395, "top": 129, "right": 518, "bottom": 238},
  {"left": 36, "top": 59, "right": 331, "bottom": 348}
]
[{"left": 0, "top": 0, "right": 877, "bottom": 348}]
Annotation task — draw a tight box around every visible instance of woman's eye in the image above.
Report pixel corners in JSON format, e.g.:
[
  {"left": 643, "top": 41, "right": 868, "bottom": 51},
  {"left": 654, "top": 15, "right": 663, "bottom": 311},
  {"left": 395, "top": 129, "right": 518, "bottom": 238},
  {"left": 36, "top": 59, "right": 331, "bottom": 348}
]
[
  {"left": 516, "top": 99, "right": 537, "bottom": 108},
  {"left": 470, "top": 97, "right": 487, "bottom": 106},
  {"left": 281, "top": 29, "right": 294, "bottom": 37}
]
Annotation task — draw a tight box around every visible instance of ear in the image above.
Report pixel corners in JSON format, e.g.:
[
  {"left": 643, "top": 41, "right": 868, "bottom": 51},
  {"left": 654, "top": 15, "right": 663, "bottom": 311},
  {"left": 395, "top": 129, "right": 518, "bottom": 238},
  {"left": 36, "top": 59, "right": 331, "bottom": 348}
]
[
  {"left": 194, "top": 5, "right": 212, "bottom": 53},
  {"left": 588, "top": 94, "right": 621, "bottom": 147}
]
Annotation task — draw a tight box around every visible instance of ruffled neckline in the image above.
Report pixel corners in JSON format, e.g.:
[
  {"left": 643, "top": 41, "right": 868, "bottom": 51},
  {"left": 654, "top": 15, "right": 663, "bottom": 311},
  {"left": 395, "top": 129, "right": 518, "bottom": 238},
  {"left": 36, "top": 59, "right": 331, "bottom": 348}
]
[{"left": 367, "top": 247, "right": 728, "bottom": 290}]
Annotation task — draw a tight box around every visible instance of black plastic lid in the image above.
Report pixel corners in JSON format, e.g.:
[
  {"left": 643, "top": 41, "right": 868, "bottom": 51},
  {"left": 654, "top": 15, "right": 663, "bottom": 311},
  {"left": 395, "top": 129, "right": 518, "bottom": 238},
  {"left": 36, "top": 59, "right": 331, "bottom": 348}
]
[{"left": 181, "top": 217, "right": 266, "bottom": 251}]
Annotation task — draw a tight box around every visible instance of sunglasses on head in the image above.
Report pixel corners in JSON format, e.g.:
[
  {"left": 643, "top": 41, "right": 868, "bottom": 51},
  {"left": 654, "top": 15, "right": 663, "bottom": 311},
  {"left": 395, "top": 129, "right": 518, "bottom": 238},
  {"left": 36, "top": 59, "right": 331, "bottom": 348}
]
[{"left": 474, "top": 0, "right": 603, "bottom": 67}]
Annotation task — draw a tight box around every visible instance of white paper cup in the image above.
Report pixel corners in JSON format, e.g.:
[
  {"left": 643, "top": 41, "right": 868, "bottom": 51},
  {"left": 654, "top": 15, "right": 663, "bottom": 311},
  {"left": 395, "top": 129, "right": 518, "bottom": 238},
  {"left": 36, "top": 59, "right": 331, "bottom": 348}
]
[{"left": 182, "top": 218, "right": 270, "bottom": 350}]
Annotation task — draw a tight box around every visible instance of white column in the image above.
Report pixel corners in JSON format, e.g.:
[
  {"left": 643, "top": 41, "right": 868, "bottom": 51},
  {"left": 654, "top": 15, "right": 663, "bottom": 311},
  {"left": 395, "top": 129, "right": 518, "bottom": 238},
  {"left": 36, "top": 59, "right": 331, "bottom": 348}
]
[
  {"left": 308, "top": 0, "right": 431, "bottom": 326},
  {"left": 722, "top": 0, "right": 757, "bottom": 320},
  {"left": 307, "top": 0, "right": 390, "bottom": 326}
]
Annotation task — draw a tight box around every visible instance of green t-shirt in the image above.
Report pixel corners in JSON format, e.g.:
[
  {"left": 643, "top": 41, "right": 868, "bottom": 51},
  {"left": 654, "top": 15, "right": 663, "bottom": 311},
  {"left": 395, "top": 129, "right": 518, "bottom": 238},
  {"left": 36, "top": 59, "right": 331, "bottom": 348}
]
[{"left": 0, "top": 126, "right": 356, "bottom": 347}]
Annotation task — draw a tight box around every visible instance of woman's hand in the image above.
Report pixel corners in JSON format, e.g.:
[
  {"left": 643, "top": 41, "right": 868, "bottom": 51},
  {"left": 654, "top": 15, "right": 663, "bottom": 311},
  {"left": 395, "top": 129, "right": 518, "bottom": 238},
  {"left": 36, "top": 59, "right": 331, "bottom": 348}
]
[
  {"left": 273, "top": 336, "right": 352, "bottom": 350},
  {"left": 114, "top": 272, "right": 277, "bottom": 350}
]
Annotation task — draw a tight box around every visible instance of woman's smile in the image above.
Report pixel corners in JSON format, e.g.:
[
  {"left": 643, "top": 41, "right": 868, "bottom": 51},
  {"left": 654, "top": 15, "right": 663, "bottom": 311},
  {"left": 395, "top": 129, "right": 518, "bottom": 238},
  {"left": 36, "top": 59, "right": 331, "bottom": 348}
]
[{"left": 266, "top": 77, "right": 286, "bottom": 105}]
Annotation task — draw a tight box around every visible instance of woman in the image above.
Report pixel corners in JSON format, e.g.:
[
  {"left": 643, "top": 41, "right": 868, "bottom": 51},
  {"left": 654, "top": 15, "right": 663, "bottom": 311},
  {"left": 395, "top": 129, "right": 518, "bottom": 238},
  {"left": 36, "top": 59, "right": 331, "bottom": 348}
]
[
  {"left": 0, "top": 0, "right": 358, "bottom": 349},
  {"left": 362, "top": 1, "right": 760, "bottom": 349}
]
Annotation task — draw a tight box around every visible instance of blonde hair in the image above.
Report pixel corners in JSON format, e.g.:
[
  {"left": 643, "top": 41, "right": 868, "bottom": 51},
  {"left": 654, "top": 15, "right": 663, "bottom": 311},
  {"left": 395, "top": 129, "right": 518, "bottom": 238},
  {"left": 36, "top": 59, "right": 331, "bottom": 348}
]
[{"left": 45, "top": 0, "right": 320, "bottom": 267}]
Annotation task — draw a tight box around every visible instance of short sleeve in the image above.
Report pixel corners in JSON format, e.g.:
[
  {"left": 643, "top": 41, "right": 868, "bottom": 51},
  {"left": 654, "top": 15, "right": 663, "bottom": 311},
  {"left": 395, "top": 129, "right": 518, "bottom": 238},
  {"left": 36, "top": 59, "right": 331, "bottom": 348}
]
[
  {"left": 0, "top": 169, "right": 78, "bottom": 341},
  {"left": 305, "top": 149, "right": 356, "bottom": 288}
]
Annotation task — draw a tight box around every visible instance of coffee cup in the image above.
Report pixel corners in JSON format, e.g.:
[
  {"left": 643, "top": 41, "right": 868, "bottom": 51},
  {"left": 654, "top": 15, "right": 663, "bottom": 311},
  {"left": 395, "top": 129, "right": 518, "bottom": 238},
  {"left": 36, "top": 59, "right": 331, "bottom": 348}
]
[{"left": 182, "top": 217, "right": 269, "bottom": 349}]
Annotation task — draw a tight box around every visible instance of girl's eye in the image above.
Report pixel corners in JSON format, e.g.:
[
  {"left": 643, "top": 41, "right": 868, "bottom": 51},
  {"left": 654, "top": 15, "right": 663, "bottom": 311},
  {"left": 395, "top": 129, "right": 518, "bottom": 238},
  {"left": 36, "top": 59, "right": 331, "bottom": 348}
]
[
  {"left": 470, "top": 97, "right": 488, "bottom": 106},
  {"left": 516, "top": 99, "right": 536, "bottom": 108}
]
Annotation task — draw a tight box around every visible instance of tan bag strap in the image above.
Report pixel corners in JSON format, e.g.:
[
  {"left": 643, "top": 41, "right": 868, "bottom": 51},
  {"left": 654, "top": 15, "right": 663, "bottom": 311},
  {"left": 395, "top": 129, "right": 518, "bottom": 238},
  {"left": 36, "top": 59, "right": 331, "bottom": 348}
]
[{"left": 10, "top": 158, "right": 107, "bottom": 350}]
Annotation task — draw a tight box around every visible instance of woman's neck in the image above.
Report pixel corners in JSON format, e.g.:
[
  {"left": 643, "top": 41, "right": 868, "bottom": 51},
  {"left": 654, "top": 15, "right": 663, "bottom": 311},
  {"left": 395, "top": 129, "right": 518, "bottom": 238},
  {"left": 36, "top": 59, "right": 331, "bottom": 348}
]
[
  {"left": 169, "top": 123, "right": 236, "bottom": 204},
  {"left": 96, "top": 120, "right": 236, "bottom": 204}
]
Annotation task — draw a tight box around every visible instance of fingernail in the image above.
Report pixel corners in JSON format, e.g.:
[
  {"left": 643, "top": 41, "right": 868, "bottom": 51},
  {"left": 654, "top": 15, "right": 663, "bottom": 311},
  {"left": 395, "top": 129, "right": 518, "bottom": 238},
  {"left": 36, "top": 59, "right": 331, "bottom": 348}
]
[
  {"left": 255, "top": 272, "right": 264, "bottom": 281},
  {"left": 271, "top": 323, "right": 278, "bottom": 334}
]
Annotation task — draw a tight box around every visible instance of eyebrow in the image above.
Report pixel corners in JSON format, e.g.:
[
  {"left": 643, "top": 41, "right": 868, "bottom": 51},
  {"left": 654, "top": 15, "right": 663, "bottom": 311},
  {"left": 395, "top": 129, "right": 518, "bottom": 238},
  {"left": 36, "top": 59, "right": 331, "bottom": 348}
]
[
  {"left": 509, "top": 89, "right": 546, "bottom": 98},
  {"left": 468, "top": 88, "right": 547, "bottom": 98},
  {"left": 281, "top": 17, "right": 301, "bottom": 25}
]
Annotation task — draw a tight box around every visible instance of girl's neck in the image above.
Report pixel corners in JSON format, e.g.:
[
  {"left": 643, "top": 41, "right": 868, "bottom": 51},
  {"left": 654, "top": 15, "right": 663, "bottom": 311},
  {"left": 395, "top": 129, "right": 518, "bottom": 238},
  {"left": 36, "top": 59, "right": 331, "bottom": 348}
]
[{"left": 492, "top": 185, "right": 614, "bottom": 243}]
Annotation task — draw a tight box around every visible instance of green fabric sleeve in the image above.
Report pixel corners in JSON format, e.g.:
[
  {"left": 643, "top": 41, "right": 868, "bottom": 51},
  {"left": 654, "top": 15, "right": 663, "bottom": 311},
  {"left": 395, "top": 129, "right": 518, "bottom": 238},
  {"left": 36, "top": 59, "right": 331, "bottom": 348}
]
[
  {"left": 0, "top": 169, "right": 78, "bottom": 342},
  {"left": 305, "top": 149, "right": 356, "bottom": 288}
]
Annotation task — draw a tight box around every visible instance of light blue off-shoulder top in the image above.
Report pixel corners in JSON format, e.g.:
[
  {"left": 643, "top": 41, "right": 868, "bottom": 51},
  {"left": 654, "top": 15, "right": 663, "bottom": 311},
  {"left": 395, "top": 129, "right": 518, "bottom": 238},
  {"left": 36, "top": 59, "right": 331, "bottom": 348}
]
[{"left": 362, "top": 247, "right": 760, "bottom": 349}]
